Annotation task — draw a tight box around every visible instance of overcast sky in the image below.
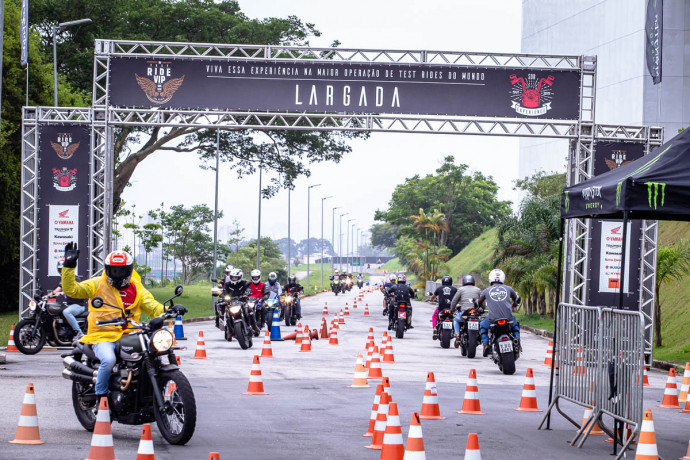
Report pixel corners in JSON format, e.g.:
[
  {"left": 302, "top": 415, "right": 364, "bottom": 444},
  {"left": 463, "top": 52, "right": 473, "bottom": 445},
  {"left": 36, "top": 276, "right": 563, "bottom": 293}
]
[{"left": 121, "top": 0, "right": 523, "bottom": 250}]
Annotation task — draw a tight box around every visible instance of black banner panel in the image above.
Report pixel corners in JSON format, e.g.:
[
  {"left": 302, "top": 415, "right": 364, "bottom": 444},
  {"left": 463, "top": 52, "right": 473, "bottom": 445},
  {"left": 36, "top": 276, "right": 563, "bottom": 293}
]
[
  {"left": 109, "top": 57, "right": 582, "bottom": 119},
  {"left": 37, "top": 124, "right": 91, "bottom": 292},
  {"left": 587, "top": 142, "right": 646, "bottom": 310}
]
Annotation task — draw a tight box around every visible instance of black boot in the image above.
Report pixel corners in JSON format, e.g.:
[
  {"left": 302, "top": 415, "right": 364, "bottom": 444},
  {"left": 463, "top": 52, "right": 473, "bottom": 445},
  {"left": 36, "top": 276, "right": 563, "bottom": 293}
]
[{"left": 482, "top": 343, "right": 490, "bottom": 357}]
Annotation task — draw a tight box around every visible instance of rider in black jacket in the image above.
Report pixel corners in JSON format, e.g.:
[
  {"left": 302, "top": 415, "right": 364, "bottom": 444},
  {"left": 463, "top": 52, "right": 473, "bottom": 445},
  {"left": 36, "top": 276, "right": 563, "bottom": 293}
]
[
  {"left": 283, "top": 275, "right": 304, "bottom": 319},
  {"left": 388, "top": 274, "right": 416, "bottom": 329},
  {"left": 223, "top": 268, "right": 260, "bottom": 335}
]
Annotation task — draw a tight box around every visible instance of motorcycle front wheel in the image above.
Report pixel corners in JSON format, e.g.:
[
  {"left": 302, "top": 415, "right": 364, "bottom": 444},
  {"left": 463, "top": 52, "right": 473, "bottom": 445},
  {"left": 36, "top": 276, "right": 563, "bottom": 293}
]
[
  {"left": 284, "top": 305, "right": 293, "bottom": 326},
  {"left": 154, "top": 370, "right": 197, "bottom": 445},
  {"left": 224, "top": 323, "right": 233, "bottom": 341},
  {"left": 72, "top": 380, "right": 97, "bottom": 431},
  {"left": 14, "top": 319, "right": 46, "bottom": 355},
  {"left": 235, "top": 322, "right": 252, "bottom": 349},
  {"left": 440, "top": 327, "right": 452, "bottom": 349},
  {"left": 396, "top": 317, "right": 405, "bottom": 339},
  {"left": 266, "top": 311, "right": 273, "bottom": 331}
]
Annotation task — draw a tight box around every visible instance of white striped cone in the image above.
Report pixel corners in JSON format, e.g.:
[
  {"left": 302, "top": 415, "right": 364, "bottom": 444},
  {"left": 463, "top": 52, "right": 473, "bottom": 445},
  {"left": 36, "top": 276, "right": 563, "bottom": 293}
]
[
  {"left": 244, "top": 355, "right": 268, "bottom": 395},
  {"left": 9, "top": 382, "right": 43, "bottom": 445},
  {"left": 367, "top": 328, "right": 374, "bottom": 343},
  {"left": 365, "top": 391, "right": 389, "bottom": 449},
  {"left": 379, "top": 402, "right": 404, "bottom": 459},
  {"left": 85, "top": 397, "right": 116, "bottom": 459},
  {"left": 658, "top": 368, "right": 680, "bottom": 408},
  {"left": 403, "top": 412, "right": 426, "bottom": 460},
  {"left": 420, "top": 372, "right": 444, "bottom": 420},
  {"left": 261, "top": 330, "right": 274, "bottom": 358},
  {"left": 136, "top": 423, "right": 155, "bottom": 460},
  {"left": 365, "top": 340, "right": 375, "bottom": 369},
  {"left": 364, "top": 384, "right": 383, "bottom": 437},
  {"left": 349, "top": 353, "right": 370, "bottom": 388},
  {"left": 515, "top": 368, "right": 542, "bottom": 411},
  {"left": 464, "top": 433, "right": 482, "bottom": 460},
  {"left": 679, "top": 363, "right": 690, "bottom": 403},
  {"left": 368, "top": 346, "right": 383, "bottom": 379},
  {"left": 634, "top": 409, "right": 658, "bottom": 460},
  {"left": 6, "top": 324, "right": 19, "bottom": 352},
  {"left": 295, "top": 326, "right": 304, "bottom": 345},
  {"left": 458, "top": 369, "right": 484, "bottom": 415}
]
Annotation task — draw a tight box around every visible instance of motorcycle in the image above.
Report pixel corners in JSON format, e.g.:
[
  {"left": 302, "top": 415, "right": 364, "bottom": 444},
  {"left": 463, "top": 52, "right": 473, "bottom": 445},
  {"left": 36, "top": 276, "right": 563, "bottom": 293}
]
[
  {"left": 331, "top": 278, "right": 341, "bottom": 296},
  {"left": 488, "top": 317, "right": 521, "bottom": 375},
  {"left": 455, "top": 307, "right": 484, "bottom": 358},
  {"left": 264, "top": 293, "right": 280, "bottom": 331},
  {"left": 390, "top": 301, "right": 411, "bottom": 339},
  {"left": 344, "top": 277, "right": 353, "bottom": 292},
  {"left": 253, "top": 297, "right": 266, "bottom": 330},
  {"left": 61, "top": 285, "right": 196, "bottom": 445},
  {"left": 221, "top": 294, "right": 255, "bottom": 349},
  {"left": 357, "top": 278, "right": 364, "bottom": 289},
  {"left": 282, "top": 292, "right": 299, "bottom": 326},
  {"left": 14, "top": 293, "right": 88, "bottom": 354},
  {"left": 434, "top": 305, "right": 455, "bottom": 349}
]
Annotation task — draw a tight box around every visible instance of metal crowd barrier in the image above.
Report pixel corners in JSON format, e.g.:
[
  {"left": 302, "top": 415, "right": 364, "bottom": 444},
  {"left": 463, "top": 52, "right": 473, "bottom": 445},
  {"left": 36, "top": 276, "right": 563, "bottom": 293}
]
[{"left": 538, "top": 303, "right": 644, "bottom": 459}]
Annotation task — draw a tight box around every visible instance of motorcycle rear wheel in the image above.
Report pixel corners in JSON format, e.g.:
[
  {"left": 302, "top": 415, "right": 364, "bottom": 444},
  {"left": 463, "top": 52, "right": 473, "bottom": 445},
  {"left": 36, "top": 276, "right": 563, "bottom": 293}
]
[
  {"left": 72, "top": 380, "right": 98, "bottom": 432},
  {"left": 154, "top": 370, "right": 197, "bottom": 445},
  {"left": 14, "top": 319, "right": 46, "bottom": 355},
  {"left": 499, "top": 350, "right": 516, "bottom": 375},
  {"left": 396, "top": 318, "right": 405, "bottom": 339},
  {"left": 467, "top": 330, "right": 478, "bottom": 359},
  {"left": 440, "top": 327, "right": 452, "bottom": 349}
]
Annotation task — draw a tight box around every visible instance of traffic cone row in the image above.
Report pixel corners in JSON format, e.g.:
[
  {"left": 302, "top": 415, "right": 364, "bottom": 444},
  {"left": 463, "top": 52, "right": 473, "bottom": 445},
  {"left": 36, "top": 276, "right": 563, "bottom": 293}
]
[
  {"left": 658, "top": 368, "right": 680, "bottom": 409},
  {"left": 193, "top": 331, "right": 207, "bottom": 359}
]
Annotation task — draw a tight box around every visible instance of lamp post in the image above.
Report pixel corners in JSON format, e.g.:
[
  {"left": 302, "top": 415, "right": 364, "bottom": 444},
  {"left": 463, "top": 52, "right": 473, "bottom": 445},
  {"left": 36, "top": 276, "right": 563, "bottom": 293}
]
[
  {"left": 256, "top": 166, "right": 262, "bottom": 270},
  {"left": 321, "top": 195, "right": 332, "bottom": 289},
  {"left": 212, "top": 129, "right": 220, "bottom": 283},
  {"left": 307, "top": 184, "right": 321, "bottom": 291},
  {"left": 331, "top": 206, "right": 341, "bottom": 275},
  {"left": 53, "top": 18, "right": 91, "bottom": 106},
  {"left": 339, "top": 212, "right": 348, "bottom": 272},
  {"left": 287, "top": 187, "right": 291, "bottom": 277},
  {"left": 346, "top": 218, "right": 354, "bottom": 272}
]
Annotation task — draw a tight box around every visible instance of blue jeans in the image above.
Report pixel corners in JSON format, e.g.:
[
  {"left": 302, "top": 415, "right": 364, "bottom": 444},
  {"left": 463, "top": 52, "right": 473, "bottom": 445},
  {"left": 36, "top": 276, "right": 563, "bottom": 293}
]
[
  {"left": 93, "top": 341, "right": 117, "bottom": 395},
  {"left": 63, "top": 303, "right": 86, "bottom": 333},
  {"left": 480, "top": 316, "right": 520, "bottom": 344}
]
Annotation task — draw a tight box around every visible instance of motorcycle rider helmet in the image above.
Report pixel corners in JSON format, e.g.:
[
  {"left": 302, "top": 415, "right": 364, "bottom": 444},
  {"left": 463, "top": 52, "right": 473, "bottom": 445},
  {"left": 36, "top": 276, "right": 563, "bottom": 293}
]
[
  {"left": 268, "top": 272, "right": 277, "bottom": 285},
  {"left": 228, "top": 268, "right": 243, "bottom": 285},
  {"left": 397, "top": 274, "right": 407, "bottom": 284},
  {"left": 224, "top": 264, "right": 234, "bottom": 276},
  {"left": 334, "top": 270, "right": 339, "bottom": 275},
  {"left": 104, "top": 250, "right": 134, "bottom": 289},
  {"left": 441, "top": 275, "right": 452, "bottom": 286},
  {"left": 388, "top": 274, "right": 397, "bottom": 283},
  {"left": 250, "top": 269, "right": 261, "bottom": 284},
  {"left": 462, "top": 274, "right": 476, "bottom": 286},
  {"left": 488, "top": 268, "right": 506, "bottom": 285},
  {"left": 288, "top": 274, "right": 296, "bottom": 284}
]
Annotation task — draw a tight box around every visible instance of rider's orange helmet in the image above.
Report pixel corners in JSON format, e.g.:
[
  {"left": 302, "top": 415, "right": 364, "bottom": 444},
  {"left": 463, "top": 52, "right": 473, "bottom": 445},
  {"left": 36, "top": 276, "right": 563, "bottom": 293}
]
[{"left": 105, "top": 250, "right": 134, "bottom": 289}]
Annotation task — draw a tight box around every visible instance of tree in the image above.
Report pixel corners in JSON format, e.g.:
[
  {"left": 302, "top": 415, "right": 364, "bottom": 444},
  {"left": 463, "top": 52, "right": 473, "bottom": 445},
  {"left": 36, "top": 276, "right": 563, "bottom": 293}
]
[
  {"left": 228, "top": 220, "right": 245, "bottom": 255},
  {"left": 30, "top": 0, "right": 368, "bottom": 213},
  {"left": 227, "top": 237, "right": 287, "bottom": 283},
  {"left": 514, "top": 170, "right": 566, "bottom": 199},
  {"left": 139, "top": 223, "right": 164, "bottom": 284},
  {"left": 655, "top": 240, "right": 690, "bottom": 346},
  {"left": 370, "top": 222, "right": 398, "bottom": 249}
]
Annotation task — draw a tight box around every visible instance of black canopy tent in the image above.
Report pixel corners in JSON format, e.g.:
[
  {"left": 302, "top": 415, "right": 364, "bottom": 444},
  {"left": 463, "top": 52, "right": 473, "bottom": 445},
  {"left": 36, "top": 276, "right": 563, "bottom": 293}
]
[{"left": 545, "top": 127, "right": 690, "bottom": 439}]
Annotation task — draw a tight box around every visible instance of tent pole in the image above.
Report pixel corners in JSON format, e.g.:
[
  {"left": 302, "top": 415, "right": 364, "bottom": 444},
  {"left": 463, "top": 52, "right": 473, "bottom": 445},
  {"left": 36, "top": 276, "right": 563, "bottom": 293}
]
[
  {"left": 618, "top": 210, "right": 629, "bottom": 310},
  {"left": 546, "top": 217, "right": 565, "bottom": 429}
]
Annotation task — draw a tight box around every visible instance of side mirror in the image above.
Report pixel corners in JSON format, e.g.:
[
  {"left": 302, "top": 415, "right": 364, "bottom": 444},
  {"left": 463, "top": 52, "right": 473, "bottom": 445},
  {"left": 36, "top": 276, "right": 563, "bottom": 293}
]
[
  {"left": 175, "top": 285, "right": 183, "bottom": 297},
  {"left": 92, "top": 297, "right": 104, "bottom": 308}
]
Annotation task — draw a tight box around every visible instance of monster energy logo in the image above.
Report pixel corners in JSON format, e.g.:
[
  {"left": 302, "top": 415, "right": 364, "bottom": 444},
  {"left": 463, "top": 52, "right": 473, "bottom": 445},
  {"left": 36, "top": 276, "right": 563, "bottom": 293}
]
[
  {"left": 646, "top": 182, "right": 666, "bottom": 209},
  {"left": 564, "top": 191, "right": 570, "bottom": 213},
  {"left": 616, "top": 182, "right": 623, "bottom": 206}
]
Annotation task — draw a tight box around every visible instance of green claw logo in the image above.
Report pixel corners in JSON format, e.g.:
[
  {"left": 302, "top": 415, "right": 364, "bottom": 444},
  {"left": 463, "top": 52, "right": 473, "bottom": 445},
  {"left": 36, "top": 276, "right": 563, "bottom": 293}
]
[
  {"left": 616, "top": 182, "right": 622, "bottom": 206},
  {"left": 564, "top": 191, "right": 570, "bottom": 213},
  {"left": 646, "top": 182, "right": 666, "bottom": 209}
]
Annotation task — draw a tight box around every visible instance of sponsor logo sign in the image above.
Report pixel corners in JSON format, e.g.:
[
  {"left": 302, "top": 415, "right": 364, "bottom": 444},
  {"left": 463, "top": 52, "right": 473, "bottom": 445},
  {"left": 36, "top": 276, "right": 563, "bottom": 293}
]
[
  {"left": 52, "top": 167, "right": 78, "bottom": 191},
  {"left": 51, "top": 132, "right": 80, "bottom": 159},
  {"left": 598, "top": 221, "right": 632, "bottom": 294},
  {"left": 48, "top": 205, "right": 79, "bottom": 276}
]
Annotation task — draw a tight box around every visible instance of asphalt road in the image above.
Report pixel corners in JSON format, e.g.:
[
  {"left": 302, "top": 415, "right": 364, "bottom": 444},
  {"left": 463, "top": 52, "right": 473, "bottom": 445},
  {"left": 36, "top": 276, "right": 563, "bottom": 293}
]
[{"left": 0, "top": 287, "right": 687, "bottom": 459}]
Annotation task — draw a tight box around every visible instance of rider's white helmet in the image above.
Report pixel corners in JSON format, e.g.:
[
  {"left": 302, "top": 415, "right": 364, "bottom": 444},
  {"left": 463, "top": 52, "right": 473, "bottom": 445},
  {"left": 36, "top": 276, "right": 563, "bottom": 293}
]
[
  {"left": 388, "top": 273, "right": 397, "bottom": 282},
  {"left": 225, "top": 264, "right": 234, "bottom": 275},
  {"left": 488, "top": 268, "right": 506, "bottom": 284},
  {"left": 250, "top": 269, "right": 261, "bottom": 284},
  {"left": 229, "top": 268, "right": 243, "bottom": 284}
]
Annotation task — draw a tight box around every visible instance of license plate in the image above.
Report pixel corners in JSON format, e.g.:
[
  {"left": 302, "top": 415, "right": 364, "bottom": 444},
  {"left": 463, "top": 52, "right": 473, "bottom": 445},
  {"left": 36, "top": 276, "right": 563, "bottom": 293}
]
[
  {"left": 467, "top": 321, "right": 479, "bottom": 330},
  {"left": 442, "top": 322, "right": 453, "bottom": 329},
  {"left": 498, "top": 340, "right": 513, "bottom": 353},
  {"left": 398, "top": 311, "right": 407, "bottom": 319}
]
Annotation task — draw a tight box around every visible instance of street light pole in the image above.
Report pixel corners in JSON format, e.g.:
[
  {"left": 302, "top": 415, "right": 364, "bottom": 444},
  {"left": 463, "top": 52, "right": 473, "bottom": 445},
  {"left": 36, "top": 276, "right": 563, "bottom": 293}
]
[
  {"left": 307, "top": 184, "right": 321, "bottom": 291},
  {"left": 339, "top": 212, "right": 348, "bottom": 272},
  {"left": 287, "top": 188, "right": 291, "bottom": 277},
  {"left": 331, "top": 206, "right": 341, "bottom": 275},
  {"left": 256, "top": 166, "right": 262, "bottom": 270},
  {"left": 212, "top": 129, "right": 220, "bottom": 281},
  {"left": 346, "top": 218, "right": 354, "bottom": 273},
  {"left": 321, "top": 196, "right": 332, "bottom": 289},
  {"left": 53, "top": 18, "right": 91, "bottom": 106}
]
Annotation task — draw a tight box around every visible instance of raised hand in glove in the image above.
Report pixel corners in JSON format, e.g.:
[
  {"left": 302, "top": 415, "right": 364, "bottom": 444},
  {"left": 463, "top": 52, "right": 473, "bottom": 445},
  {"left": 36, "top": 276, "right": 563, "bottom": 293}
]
[
  {"left": 63, "top": 242, "right": 80, "bottom": 268},
  {"left": 170, "top": 304, "right": 188, "bottom": 316}
]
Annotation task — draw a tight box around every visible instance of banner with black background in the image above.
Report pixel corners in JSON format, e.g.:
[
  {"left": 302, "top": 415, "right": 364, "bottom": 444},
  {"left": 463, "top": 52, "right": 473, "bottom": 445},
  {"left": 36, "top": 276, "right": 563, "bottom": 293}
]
[
  {"left": 109, "top": 57, "right": 582, "bottom": 120},
  {"left": 37, "top": 124, "right": 91, "bottom": 292},
  {"left": 587, "top": 141, "right": 646, "bottom": 310}
]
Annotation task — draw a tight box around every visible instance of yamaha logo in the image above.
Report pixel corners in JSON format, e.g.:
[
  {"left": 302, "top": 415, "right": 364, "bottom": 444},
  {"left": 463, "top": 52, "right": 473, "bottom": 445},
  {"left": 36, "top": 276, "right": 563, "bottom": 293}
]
[
  {"left": 50, "top": 132, "right": 80, "bottom": 160},
  {"left": 135, "top": 60, "right": 185, "bottom": 104},
  {"left": 509, "top": 73, "right": 555, "bottom": 116}
]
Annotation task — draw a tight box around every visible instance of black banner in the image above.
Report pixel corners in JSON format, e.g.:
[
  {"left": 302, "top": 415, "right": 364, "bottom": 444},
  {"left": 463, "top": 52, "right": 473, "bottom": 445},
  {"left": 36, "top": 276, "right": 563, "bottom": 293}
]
[
  {"left": 108, "top": 57, "right": 582, "bottom": 119},
  {"left": 645, "top": 0, "right": 663, "bottom": 84},
  {"left": 37, "top": 124, "right": 91, "bottom": 293},
  {"left": 587, "top": 142, "right": 646, "bottom": 310}
]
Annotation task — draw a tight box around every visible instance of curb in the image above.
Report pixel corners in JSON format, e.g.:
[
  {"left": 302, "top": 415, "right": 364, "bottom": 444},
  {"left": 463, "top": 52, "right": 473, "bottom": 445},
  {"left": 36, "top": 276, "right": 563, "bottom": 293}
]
[{"left": 521, "top": 324, "right": 554, "bottom": 339}]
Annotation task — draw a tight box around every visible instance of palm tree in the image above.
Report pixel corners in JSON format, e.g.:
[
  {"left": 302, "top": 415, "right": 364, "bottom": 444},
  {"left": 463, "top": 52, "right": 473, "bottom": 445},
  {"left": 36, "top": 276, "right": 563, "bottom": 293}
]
[{"left": 655, "top": 240, "right": 690, "bottom": 346}]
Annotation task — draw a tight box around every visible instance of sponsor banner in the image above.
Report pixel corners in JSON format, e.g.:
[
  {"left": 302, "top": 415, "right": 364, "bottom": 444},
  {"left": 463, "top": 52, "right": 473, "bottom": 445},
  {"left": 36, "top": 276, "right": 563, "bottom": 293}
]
[
  {"left": 37, "top": 124, "right": 91, "bottom": 291},
  {"left": 586, "top": 141, "right": 646, "bottom": 310},
  {"left": 109, "top": 56, "right": 582, "bottom": 119},
  {"left": 645, "top": 0, "right": 663, "bottom": 85}
]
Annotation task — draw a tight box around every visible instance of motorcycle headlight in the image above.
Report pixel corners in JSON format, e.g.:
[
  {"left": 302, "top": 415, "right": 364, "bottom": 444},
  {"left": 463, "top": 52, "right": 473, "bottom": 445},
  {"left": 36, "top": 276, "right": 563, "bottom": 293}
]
[
  {"left": 224, "top": 295, "right": 231, "bottom": 301},
  {"left": 229, "top": 305, "right": 241, "bottom": 314},
  {"left": 285, "top": 296, "right": 292, "bottom": 303},
  {"left": 151, "top": 329, "right": 174, "bottom": 353},
  {"left": 28, "top": 300, "right": 37, "bottom": 311}
]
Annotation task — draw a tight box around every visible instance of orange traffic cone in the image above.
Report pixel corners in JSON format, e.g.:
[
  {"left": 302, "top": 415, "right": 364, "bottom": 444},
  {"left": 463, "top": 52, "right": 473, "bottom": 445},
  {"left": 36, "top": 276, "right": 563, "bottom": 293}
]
[
  {"left": 6, "top": 324, "right": 19, "bottom": 352},
  {"left": 85, "top": 397, "right": 115, "bottom": 459},
  {"left": 329, "top": 328, "right": 339, "bottom": 345},
  {"left": 243, "top": 355, "right": 268, "bottom": 395},
  {"left": 364, "top": 306, "right": 370, "bottom": 316},
  {"left": 403, "top": 412, "right": 425, "bottom": 460},
  {"left": 382, "top": 376, "right": 392, "bottom": 399},
  {"left": 295, "top": 325, "right": 304, "bottom": 345},
  {"left": 544, "top": 340, "right": 553, "bottom": 367},
  {"left": 349, "top": 353, "right": 370, "bottom": 388},
  {"left": 299, "top": 328, "right": 312, "bottom": 352},
  {"left": 658, "top": 368, "right": 680, "bottom": 408},
  {"left": 368, "top": 346, "right": 383, "bottom": 380},
  {"left": 365, "top": 391, "right": 390, "bottom": 450},
  {"left": 605, "top": 422, "right": 636, "bottom": 444},
  {"left": 634, "top": 409, "right": 658, "bottom": 459},
  {"left": 379, "top": 402, "right": 404, "bottom": 460},
  {"left": 208, "top": 453, "right": 220, "bottom": 460},
  {"left": 365, "top": 340, "right": 375, "bottom": 369},
  {"left": 420, "top": 372, "right": 445, "bottom": 420},
  {"left": 515, "top": 368, "right": 542, "bottom": 412},
  {"left": 323, "top": 305, "right": 328, "bottom": 315},
  {"left": 344, "top": 305, "right": 350, "bottom": 316},
  {"left": 364, "top": 384, "right": 383, "bottom": 437},
  {"left": 679, "top": 363, "right": 690, "bottom": 403},
  {"left": 580, "top": 407, "right": 605, "bottom": 435},
  {"left": 367, "top": 327, "right": 374, "bottom": 342},
  {"left": 9, "top": 382, "right": 43, "bottom": 444},
  {"left": 383, "top": 336, "right": 395, "bottom": 363},
  {"left": 643, "top": 366, "right": 650, "bottom": 386},
  {"left": 339, "top": 310, "right": 345, "bottom": 324},
  {"left": 136, "top": 423, "right": 155, "bottom": 460},
  {"left": 320, "top": 318, "right": 329, "bottom": 339},
  {"left": 463, "top": 433, "right": 482, "bottom": 460},
  {"left": 192, "top": 331, "right": 208, "bottom": 359},
  {"left": 458, "top": 369, "right": 485, "bottom": 415},
  {"left": 261, "top": 330, "right": 274, "bottom": 358},
  {"left": 574, "top": 346, "right": 585, "bottom": 375}
]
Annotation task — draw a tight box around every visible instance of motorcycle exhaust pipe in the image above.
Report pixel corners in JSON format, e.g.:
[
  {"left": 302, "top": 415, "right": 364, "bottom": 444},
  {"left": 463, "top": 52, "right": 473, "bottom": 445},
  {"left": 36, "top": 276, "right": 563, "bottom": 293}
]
[
  {"left": 62, "top": 369, "right": 97, "bottom": 384},
  {"left": 63, "top": 356, "right": 98, "bottom": 377}
]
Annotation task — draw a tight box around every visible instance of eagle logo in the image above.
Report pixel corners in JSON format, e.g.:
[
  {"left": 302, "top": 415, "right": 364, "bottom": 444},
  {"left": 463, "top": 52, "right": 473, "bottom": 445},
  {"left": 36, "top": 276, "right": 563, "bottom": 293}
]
[
  {"left": 135, "top": 73, "right": 185, "bottom": 105},
  {"left": 51, "top": 133, "right": 79, "bottom": 160},
  {"left": 605, "top": 150, "right": 632, "bottom": 170}
]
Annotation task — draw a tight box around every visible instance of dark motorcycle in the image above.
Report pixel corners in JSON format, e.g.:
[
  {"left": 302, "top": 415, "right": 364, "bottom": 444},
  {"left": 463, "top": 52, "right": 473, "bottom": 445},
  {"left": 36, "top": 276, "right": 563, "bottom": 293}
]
[
  {"left": 264, "top": 294, "right": 280, "bottom": 331},
  {"left": 282, "top": 292, "right": 299, "bottom": 326},
  {"left": 434, "top": 306, "right": 455, "bottom": 349},
  {"left": 391, "top": 301, "right": 411, "bottom": 339},
  {"left": 455, "top": 307, "right": 484, "bottom": 358},
  {"left": 357, "top": 278, "right": 364, "bottom": 289},
  {"left": 331, "top": 278, "right": 341, "bottom": 295},
  {"left": 61, "top": 285, "right": 196, "bottom": 445},
  {"left": 14, "top": 294, "right": 88, "bottom": 354},
  {"left": 221, "top": 294, "right": 254, "bottom": 349},
  {"left": 488, "top": 317, "right": 521, "bottom": 375}
]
